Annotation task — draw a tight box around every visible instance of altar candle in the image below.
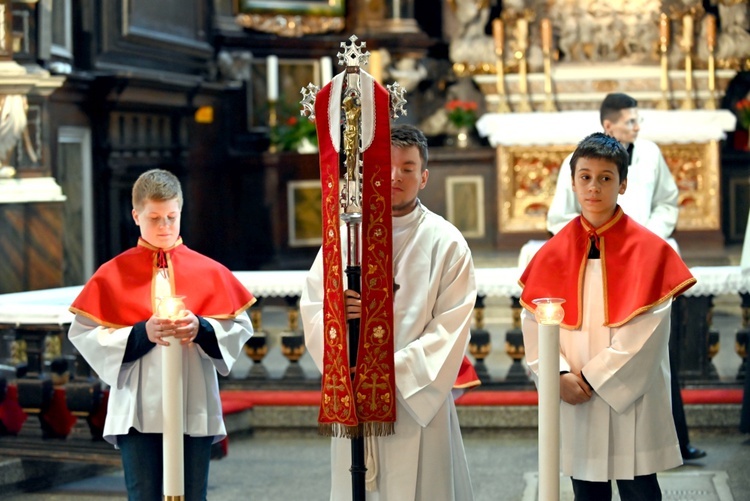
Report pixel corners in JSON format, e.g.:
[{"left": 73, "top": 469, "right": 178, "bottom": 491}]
[
  {"left": 659, "top": 13, "right": 670, "bottom": 47},
  {"left": 541, "top": 18, "right": 552, "bottom": 53},
  {"left": 267, "top": 55, "right": 278, "bottom": 101},
  {"left": 492, "top": 18, "right": 504, "bottom": 53},
  {"left": 517, "top": 18, "right": 528, "bottom": 51},
  {"left": 162, "top": 332, "right": 184, "bottom": 497},
  {"left": 157, "top": 295, "right": 186, "bottom": 499},
  {"left": 683, "top": 14, "right": 693, "bottom": 49},
  {"left": 706, "top": 14, "right": 716, "bottom": 51},
  {"left": 368, "top": 49, "right": 383, "bottom": 83},
  {"left": 320, "top": 56, "right": 332, "bottom": 85}
]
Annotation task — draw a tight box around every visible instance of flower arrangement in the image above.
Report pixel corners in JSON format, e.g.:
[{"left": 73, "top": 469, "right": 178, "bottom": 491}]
[
  {"left": 445, "top": 99, "right": 478, "bottom": 129},
  {"left": 736, "top": 98, "right": 750, "bottom": 130},
  {"left": 271, "top": 115, "right": 318, "bottom": 152}
]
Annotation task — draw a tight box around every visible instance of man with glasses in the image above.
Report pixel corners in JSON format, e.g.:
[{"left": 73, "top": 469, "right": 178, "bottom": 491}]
[
  {"left": 546, "top": 92, "right": 707, "bottom": 461},
  {"left": 547, "top": 93, "right": 678, "bottom": 240}
]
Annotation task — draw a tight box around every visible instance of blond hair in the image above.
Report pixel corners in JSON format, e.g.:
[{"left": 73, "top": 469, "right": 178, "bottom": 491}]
[{"left": 132, "top": 169, "right": 183, "bottom": 211}]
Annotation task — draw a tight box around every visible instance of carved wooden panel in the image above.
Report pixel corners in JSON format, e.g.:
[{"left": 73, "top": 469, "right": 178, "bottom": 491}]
[
  {"left": 0, "top": 202, "right": 63, "bottom": 293},
  {"left": 91, "top": 0, "right": 212, "bottom": 76}
]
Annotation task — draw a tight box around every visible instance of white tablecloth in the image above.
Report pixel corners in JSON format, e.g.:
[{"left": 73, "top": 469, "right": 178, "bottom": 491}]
[
  {"left": 475, "top": 109, "right": 737, "bottom": 147},
  {"left": 0, "top": 265, "right": 747, "bottom": 326}
]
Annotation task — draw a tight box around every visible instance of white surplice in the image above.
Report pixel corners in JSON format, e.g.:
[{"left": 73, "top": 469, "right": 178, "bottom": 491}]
[
  {"left": 68, "top": 272, "right": 253, "bottom": 446},
  {"left": 521, "top": 260, "right": 682, "bottom": 482},
  {"left": 301, "top": 203, "right": 476, "bottom": 501},
  {"left": 547, "top": 138, "right": 679, "bottom": 239}
]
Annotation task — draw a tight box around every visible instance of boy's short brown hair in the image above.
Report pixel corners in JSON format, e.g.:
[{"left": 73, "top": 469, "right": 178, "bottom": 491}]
[
  {"left": 570, "top": 132, "right": 629, "bottom": 182},
  {"left": 391, "top": 124, "right": 429, "bottom": 171},
  {"left": 132, "top": 169, "right": 183, "bottom": 211}
]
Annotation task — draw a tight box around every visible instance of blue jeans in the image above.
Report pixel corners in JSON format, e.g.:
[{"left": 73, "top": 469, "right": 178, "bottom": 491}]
[{"left": 118, "top": 428, "right": 214, "bottom": 501}]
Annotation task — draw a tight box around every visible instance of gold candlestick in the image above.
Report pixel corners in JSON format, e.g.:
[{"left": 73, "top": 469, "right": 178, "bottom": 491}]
[
  {"left": 540, "top": 18, "right": 556, "bottom": 112},
  {"left": 515, "top": 17, "right": 532, "bottom": 112},
  {"left": 705, "top": 14, "right": 717, "bottom": 110},
  {"left": 268, "top": 100, "right": 278, "bottom": 153},
  {"left": 492, "top": 18, "right": 511, "bottom": 113},
  {"left": 656, "top": 13, "right": 671, "bottom": 110},
  {"left": 680, "top": 13, "right": 695, "bottom": 110}
]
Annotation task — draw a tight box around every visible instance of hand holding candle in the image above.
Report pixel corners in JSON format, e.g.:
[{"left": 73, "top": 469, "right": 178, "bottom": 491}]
[{"left": 157, "top": 295, "right": 186, "bottom": 320}]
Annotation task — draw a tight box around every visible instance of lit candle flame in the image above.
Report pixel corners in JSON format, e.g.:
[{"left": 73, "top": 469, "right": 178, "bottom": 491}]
[
  {"left": 532, "top": 298, "right": 566, "bottom": 325},
  {"left": 157, "top": 296, "right": 186, "bottom": 320}
]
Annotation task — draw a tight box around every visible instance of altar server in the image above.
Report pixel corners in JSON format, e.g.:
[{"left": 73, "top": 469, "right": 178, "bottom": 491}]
[
  {"left": 301, "top": 125, "right": 476, "bottom": 500},
  {"left": 521, "top": 133, "right": 696, "bottom": 500},
  {"left": 547, "top": 92, "right": 706, "bottom": 460},
  {"left": 68, "top": 169, "right": 254, "bottom": 500},
  {"left": 547, "top": 92, "right": 679, "bottom": 239}
]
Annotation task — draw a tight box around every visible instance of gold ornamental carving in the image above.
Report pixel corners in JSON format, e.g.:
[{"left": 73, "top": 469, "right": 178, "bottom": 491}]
[
  {"left": 496, "top": 141, "right": 721, "bottom": 233},
  {"left": 236, "top": 14, "right": 344, "bottom": 37},
  {"left": 497, "top": 145, "right": 574, "bottom": 233},
  {"left": 661, "top": 141, "right": 721, "bottom": 231}
]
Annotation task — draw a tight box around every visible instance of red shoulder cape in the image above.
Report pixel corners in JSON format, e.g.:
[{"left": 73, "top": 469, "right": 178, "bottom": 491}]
[
  {"left": 70, "top": 238, "right": 256, "bottom": 328},
  {"left": 519, "top": 207, "right": 695, "bottom": 329}
]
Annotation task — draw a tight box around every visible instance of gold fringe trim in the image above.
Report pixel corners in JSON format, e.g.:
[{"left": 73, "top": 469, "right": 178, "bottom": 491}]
[{"left": 318, "top": 422, "right": 396, "bottom": 438}]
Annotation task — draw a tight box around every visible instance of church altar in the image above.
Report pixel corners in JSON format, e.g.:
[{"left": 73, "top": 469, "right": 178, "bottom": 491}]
[{"left": 474, "top": 109, "right": 737, "bottom": 247}]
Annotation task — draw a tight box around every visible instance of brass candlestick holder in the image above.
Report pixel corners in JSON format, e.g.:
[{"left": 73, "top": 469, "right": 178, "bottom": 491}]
[
  {"left": 705, "top": 14, "right": 717, "bottom": 110},
  {"left": 268, "top": 99, "right": 278, "bottom": 153},
  {"left": 514, "top": 16, "right": 532, "bottom": 113},
  {"left": 680, "top": 13, "right": 695, "bottom": 110},
  {"left": 540, "top": 18, "right": 556, "bottom": 113},
  {"left": 656, "top": 13, "right": 671, "bottom": 110},
  {"left": 492, "top": 18, "right": 511, "bottom": 113}
]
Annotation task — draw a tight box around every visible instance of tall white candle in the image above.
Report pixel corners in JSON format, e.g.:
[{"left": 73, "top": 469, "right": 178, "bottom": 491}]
[
  {"left": 320, "top": 56, "right": 333, "bottom": 86},
  {"left": 538, "top": 322, "right": 560, "bottom": 501},
  {"left": 393, "top": 0, "right": 402, "bottom": 20},
  {"left": 532, "top": 298, "right": 564, "bottom": 501},
  {"left": 267, "top": 55, "right": 279, "bottom": 101},
  {"left": 157, "top": 294, "right": 186, "bottom": 499},
  {"left": 162, "top": 334, "right": 184, "bottom": 497}
]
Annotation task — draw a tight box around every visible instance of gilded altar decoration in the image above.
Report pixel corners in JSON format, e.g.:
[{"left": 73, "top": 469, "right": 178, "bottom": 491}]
[
  {"left": 495, "top": 141, "right": 721, "bottom": 234},
  {"left": 236, "top": 0, "right": 345, "bottom": 37},
  {"left": 498, "top": 145, "right": 573, "bottom": 232},
  {"left": 661, "top": 142, "right": 721, "bottom": 231}
]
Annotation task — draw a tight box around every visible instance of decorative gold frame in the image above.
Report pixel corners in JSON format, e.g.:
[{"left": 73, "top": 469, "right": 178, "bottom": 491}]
[
  {"left": 236, "top": 0, "right": 345, "bottom": 37},
  {"left": 661, "top": 140, "right": 721, "bottom": 231},
  {"left": 446, "top": 175, "right": 485, "bottom": 238},
  {"left": 497, "top": 144, "right": 573, "bottom": 233},
  {"left": 237, "top": 0, "right": 344, "bottom": 16},
  {"left": 287, "top": 180, "right": 324, "bottom": 247},
  {"left": 496, "top": 141, "right": 721, "bottom": 234}
]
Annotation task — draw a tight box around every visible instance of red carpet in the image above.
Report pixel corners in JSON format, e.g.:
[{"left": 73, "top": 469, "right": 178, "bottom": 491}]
[{"left": 220, "top": 388, "right": 743, "bottom": 415}]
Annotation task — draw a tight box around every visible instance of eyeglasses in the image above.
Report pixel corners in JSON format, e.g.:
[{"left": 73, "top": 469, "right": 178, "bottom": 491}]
[{"left": 622, "top": 116, "right": 644, "bottom": 128}]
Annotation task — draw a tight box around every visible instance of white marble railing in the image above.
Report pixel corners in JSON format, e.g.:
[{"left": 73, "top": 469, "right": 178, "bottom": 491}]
[{"left": 1, "top": 266, "right": 748, "bottom": 326}]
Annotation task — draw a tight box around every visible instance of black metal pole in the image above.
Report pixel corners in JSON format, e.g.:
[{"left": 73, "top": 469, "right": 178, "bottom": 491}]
[{"left": 346, "top": 263, "right": 366, "bottom": 500}]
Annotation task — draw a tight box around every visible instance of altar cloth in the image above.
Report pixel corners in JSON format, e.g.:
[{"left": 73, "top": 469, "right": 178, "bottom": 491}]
[{"left": 476, "top": 109, "right": 737, "bottom": 147}]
